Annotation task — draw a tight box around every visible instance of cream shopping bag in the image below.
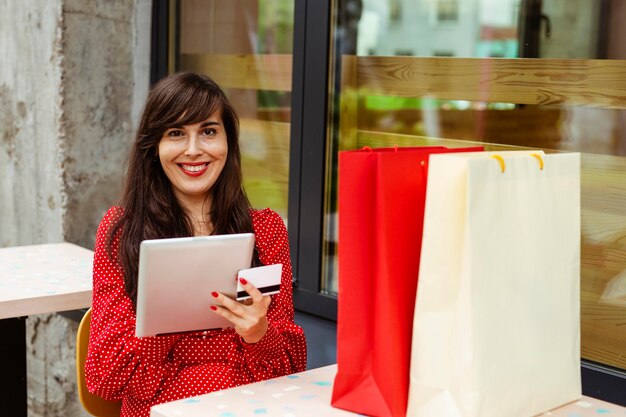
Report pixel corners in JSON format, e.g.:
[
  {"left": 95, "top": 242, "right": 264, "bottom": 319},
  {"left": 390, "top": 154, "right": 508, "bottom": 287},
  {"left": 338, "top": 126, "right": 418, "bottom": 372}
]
[{"left": 407, "top": 151, "right": 581, "bottom": 417}]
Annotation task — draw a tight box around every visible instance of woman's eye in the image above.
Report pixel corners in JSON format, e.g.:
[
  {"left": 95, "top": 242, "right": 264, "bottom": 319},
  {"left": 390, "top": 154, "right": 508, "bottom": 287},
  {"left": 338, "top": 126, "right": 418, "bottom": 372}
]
[
  {"left": 203, "top": 128, "right": 217, "bottom": 136},
  {"left": 167, "top": 130, "right": 183, "bottom": 137}
]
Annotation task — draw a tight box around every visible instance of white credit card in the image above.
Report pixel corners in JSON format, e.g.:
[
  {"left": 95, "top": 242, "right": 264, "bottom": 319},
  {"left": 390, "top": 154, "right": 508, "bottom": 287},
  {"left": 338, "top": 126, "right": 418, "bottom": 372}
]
[{"left": 236, "top": 263, "right": 282, "bottom": 300}]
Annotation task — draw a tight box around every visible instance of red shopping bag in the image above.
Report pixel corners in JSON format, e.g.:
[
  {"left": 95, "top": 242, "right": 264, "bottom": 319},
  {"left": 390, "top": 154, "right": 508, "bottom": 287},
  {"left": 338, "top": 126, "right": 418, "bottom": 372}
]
[{"left": 331, "top": 146, "right": 483, "bottom": 417}]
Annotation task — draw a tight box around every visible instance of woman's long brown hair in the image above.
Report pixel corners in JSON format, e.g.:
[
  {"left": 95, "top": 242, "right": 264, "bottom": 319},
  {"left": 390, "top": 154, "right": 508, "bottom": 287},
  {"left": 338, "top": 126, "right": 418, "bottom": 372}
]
[{"left": 107, "top": 72, "right": 258, "bottom": 308}]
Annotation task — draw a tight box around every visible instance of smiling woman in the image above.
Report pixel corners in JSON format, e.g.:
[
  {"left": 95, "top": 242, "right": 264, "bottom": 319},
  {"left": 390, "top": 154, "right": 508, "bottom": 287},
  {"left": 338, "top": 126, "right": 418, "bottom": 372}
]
[{"left": 83, "top": 72, "right": 306, "bottom": 417}]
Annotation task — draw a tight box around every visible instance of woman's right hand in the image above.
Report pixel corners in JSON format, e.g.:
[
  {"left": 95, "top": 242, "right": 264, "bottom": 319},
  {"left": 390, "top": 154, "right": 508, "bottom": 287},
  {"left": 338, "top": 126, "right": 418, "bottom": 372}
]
[{"left": 210, "top": 278, "right": 271, "bottom": 344}]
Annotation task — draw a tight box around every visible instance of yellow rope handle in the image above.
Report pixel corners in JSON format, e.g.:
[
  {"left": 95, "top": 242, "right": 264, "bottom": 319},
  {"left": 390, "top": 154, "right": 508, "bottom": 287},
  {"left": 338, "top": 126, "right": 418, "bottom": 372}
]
[
  {"left": 491, "top": 154, "right": 506, "bottom": 173},
  {"left": 530, "top": 153, "right": 544, "bottom": 170}
]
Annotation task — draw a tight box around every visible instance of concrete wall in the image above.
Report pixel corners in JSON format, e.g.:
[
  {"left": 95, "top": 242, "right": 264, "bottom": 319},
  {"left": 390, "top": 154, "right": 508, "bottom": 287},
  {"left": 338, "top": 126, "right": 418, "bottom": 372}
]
[
  {"left": 0, "top": 0, "right": 152, "bottom": 415},
  {"left": 61, "top": 0, "right": 149, "bottom": 246},
  {"left": 0, "top": 1, "right": 66, "bottom": 247}
]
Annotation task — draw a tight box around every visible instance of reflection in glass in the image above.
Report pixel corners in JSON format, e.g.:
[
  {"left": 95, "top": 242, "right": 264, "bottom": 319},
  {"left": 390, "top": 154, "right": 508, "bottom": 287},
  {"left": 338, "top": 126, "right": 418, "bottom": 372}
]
[{"left": 325, "top": 0, "right": 626, "bottom": 371}]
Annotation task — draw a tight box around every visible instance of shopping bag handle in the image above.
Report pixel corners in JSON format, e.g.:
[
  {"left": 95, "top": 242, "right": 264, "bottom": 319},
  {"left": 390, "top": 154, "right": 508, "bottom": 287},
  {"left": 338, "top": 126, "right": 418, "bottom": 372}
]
[
  {"left": 491, "top": 155, "right": 506, "bottom": 173},
  {"left": 530, "top": 153, "right": 544, "bottom": 170},
  {"left": 491, "top": 153, "right": 545, "bottom": 173}
]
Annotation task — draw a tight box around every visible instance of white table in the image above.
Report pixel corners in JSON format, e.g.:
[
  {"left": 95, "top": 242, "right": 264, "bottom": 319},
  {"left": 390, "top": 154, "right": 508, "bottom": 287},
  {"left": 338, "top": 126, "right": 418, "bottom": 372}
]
[
  {"left": 151, "top": 364, "right": 626, "bottom": 417},
  {"left": 151, "top": 365, "right": 353, "bottom": 417},
  {"left": 0, "top": 243, "right": 93, "bottom": 417}
]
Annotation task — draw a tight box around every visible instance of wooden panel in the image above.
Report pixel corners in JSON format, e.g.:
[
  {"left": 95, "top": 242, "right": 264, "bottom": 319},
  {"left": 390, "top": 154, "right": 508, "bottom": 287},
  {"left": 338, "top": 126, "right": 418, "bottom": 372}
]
[
  {"left": 580, "top": 152, "right": 626, "bottom": 369},
  {"left": 582, "top": 292, "right": 626, "bottom": 369},
  {"left": 357, "top": 56, "right": 626, "bottom": 109},
  {"left": 239, "top": 118, "right": 290, "bottom": 216},
  {"left": 180, "top": 54, "right": 292, "bottom": 91}
]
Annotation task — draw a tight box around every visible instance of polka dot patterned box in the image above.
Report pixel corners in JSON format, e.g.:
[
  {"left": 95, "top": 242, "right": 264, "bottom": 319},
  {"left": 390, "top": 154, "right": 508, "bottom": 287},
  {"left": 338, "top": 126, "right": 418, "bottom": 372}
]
[
  {"left": 0, "top": 243, "right": 93, "bottom": 319},
  {"left": 150, "top": 365, "right": 626, "bottom": 417}
]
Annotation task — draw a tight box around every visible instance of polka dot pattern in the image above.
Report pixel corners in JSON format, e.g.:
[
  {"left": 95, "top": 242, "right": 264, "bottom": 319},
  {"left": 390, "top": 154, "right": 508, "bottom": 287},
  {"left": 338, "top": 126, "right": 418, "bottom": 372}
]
[{"left": 85, "top": 207, "right": 307, "bottom": 417}]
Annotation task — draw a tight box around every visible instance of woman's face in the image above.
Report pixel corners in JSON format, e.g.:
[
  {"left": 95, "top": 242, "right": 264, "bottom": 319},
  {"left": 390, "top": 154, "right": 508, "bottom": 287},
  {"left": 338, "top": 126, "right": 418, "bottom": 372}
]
[{"left": 158, "top": 112, "right": 228, "bottom": 208}]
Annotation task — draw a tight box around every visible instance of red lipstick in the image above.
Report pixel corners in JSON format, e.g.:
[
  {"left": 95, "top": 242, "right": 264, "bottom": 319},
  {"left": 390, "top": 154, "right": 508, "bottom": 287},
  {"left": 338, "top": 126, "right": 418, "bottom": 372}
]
[{"left": 177, "top": 162, "right": 209, "bottom": 177}]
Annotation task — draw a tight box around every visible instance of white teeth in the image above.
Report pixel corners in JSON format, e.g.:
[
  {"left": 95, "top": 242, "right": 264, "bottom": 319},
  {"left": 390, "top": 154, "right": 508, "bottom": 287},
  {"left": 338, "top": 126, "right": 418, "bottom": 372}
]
[{"left": 181, "top": 164, "right": 207, "bottom": 172}]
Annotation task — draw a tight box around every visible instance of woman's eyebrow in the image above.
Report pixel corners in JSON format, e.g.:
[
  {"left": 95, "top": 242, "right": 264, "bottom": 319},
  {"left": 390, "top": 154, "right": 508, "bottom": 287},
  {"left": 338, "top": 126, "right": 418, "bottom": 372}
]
[{"left": 200, "top": 121, "right": 220, "bottom": 128}]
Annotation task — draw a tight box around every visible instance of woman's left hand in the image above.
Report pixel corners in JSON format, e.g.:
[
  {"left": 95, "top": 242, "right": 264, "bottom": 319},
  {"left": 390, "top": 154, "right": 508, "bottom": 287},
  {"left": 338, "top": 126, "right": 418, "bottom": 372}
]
[{"left": 211, "top": 278, "right": 271, "bottom": 344}]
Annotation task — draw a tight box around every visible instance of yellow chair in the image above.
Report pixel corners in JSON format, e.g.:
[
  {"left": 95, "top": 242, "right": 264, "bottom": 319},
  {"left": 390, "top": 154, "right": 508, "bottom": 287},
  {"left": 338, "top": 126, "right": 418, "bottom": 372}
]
[{"left": 76, "top": 308, "right": 122, "bottom": 417}]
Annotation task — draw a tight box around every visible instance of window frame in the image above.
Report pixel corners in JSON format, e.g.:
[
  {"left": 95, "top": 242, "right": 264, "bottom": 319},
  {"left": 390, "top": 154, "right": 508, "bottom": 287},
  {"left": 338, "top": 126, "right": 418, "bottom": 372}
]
[
  {"left": 288, "top": 0, "right": 338, "bottom": 321},
  {"left": 150, "top": 0, "right": 170, "bottom": 84}
]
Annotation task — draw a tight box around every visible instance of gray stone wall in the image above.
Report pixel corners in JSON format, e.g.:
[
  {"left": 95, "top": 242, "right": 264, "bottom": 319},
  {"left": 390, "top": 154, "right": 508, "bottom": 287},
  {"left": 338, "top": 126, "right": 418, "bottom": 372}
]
[
  {"left": 1, "top": 0, "right": 152, "bottom": 415},
  {"left": 0, "top": 1, "right": 66, "bottom": 247},
  {"left": 27, "top": 315, "right": 87, "bottom": 417},
  {"left": 62, "top": 0, "right": 142, "bottom": 246}
]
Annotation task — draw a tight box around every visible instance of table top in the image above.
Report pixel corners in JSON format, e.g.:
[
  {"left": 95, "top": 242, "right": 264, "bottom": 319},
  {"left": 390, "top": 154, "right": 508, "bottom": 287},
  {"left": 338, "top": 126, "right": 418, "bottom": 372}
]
[
  {"left": 151, "top": 364, "right": 626, "bottom": 417},
  {"left": 151, "top": 365, "right": 354, "bottom": 417},
  {"left": 0, "top": 243, "right": 93, "bottom": 319}
]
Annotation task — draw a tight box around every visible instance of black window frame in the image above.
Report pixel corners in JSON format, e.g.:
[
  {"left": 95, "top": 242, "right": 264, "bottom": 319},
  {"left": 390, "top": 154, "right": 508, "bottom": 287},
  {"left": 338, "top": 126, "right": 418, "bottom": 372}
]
[
  {"left": 152, "top": 0, "right": 626, "bottom": 405},
  {"left": 150, "top": 0, "right": 170, "bottom": 85},
  {"left": 288, "top": 0, "right": 337, "bottom": 321}
]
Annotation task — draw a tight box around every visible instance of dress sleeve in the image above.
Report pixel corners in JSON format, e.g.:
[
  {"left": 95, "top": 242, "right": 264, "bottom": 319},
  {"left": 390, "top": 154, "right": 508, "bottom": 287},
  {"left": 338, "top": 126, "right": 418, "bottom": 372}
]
[
  {"left": 85, "top": 207, "right": 182, "bottom": 401},
  {"left": 228, "top": 209, "right": 308, "bottom": 383}
]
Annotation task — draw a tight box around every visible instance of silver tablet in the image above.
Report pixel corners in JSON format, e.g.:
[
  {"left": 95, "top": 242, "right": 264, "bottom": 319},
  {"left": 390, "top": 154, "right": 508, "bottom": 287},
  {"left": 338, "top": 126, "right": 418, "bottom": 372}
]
[{"left": 135, "top": 233, "right": 255, "bottom": 337}]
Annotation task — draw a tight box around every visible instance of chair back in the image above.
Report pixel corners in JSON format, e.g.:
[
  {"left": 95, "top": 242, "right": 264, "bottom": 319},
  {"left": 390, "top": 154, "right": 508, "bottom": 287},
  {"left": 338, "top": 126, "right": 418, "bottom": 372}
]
[{"left": 76, "top": 308, "right": 122, "bottom": 417}]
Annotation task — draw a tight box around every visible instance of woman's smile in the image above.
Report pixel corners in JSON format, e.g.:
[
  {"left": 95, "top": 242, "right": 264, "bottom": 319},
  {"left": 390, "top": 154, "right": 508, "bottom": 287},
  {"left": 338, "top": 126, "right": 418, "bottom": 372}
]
[{"left": 178, "top": 162, "right": 210, "bottom": 176}]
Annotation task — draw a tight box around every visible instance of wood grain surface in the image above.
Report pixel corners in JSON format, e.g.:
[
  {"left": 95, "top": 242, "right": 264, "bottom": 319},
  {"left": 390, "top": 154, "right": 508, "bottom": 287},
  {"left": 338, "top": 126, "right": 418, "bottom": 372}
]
[
  {"left": 180, "top": 53, "right": 292, "bottom": 91},
  {"left": 356, "top": 56, "right": 626, "bottom": 109}
]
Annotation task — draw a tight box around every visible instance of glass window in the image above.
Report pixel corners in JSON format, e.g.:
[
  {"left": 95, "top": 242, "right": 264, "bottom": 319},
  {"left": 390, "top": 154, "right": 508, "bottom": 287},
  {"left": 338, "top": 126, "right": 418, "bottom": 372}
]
[
  {"left": 173, "top": 0, "right": 295, "bottom": 221},
  {"left": 326, "top": 0, "right": 626, "bottom": 375},
  {"left": 434, "top": 0, "right": 460, "bottom": 24}
]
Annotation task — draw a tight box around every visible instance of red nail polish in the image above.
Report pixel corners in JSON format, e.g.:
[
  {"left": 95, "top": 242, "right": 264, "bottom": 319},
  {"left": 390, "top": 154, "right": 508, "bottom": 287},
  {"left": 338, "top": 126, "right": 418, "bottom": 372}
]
[
  {"left": 239, "top": 277, "right": 248, "bottom": 285},
  {"left": 210, "top": 305, "right": 217, "bottom": 311},
  {"left": 211, "top": 291, "right": 218, "bottom": 298}
]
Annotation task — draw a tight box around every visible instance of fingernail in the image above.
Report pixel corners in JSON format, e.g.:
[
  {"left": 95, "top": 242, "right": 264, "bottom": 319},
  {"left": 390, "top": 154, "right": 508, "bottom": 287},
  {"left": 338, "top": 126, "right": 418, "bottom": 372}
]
[
  {"left": 211, "top": 291, "right": 219, "bottom": 298},
  {"left": 210, "top": 305, "right": 217, "bottom": 311},
  {"left": 239, "top": 277, "right": 248, "bottom": 285}
]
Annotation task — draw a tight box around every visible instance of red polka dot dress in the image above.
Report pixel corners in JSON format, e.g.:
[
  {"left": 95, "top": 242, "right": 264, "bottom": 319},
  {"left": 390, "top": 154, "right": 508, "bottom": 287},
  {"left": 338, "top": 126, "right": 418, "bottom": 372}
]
[{"left": 85, "top": 207, "right": 307, "bottom": 417}]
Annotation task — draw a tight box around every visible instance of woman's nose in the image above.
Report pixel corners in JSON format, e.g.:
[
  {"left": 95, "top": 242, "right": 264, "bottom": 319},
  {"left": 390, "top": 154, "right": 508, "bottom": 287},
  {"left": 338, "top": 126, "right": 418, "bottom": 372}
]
[{"left": 184, "top": 135, "right": 202, "bottom": 156}]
